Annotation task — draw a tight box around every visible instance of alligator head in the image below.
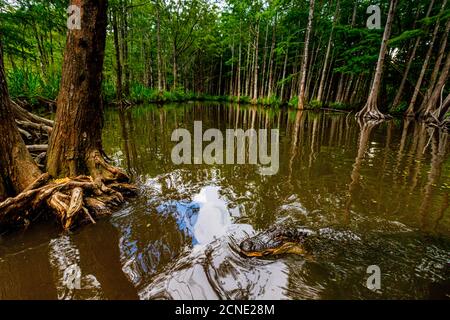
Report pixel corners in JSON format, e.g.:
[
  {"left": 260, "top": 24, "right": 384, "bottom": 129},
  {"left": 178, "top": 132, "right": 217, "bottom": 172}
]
[{"left": 239, "top": 226, "right": 315, "bottom": 257}]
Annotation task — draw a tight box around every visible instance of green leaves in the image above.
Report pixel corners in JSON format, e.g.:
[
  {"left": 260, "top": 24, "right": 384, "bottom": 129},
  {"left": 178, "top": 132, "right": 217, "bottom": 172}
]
[{"left": 388, "top": 29, "right": 424, "bottom": 46}]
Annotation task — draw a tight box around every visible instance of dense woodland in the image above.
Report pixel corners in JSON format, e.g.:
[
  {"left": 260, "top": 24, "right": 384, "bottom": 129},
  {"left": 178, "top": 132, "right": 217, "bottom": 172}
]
[
  {"left": 0, "top": 0, "right": 449, "bottom": 231},
  {"left": 0, "top": 0, "right": 449, "bottom": 119}
]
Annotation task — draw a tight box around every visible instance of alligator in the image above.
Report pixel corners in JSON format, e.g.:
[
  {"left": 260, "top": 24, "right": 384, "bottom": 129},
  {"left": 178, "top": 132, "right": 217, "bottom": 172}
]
[
  {"left": 239, "top": 225, "right": 361, "bottom": 258},
  {"left": 239, "top": 225, "right": 316, "bottom": 257}
]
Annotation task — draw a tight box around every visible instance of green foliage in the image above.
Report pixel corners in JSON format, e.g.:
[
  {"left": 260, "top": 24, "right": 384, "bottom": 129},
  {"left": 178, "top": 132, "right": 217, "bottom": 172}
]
[
  {"left": 389, "top": 29, "right": 423, "bottom": 46},
  {"left": 328, "top": 102, "right": 351, "bottom": 110},
  {"left": 309, "top": 99, "right": 323, "bottom": 109},
  {"left": 7, "top": 69, "right": 60, "bottom": 102},
  {"left": 389, "top": 102, "right": 408, "bottom": 115},
  {"left": 102, "top": 81, "right": 116, "bottom": 103},
  {"left": 2, "top": 0, "right": 445, "bottom": 115},
  {"left": 257, "top": 96, "right": 281, "bottom": 106},
  {"left": 288, "top": 96, "right": 299, "bottom": 108}
]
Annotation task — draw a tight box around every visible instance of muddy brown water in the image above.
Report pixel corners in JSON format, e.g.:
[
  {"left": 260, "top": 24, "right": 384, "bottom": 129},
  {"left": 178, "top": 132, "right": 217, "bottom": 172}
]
[{"left": 1, "top": 103, "right": 449, "bottom": 299}]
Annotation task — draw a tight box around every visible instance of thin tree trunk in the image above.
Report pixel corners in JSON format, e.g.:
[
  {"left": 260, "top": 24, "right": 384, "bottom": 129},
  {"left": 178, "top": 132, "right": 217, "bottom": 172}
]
[
  {"left": 230, "top": 36, "right": 235, "bottom": 97},
  {"left": 245, "top": 42, "right": 251, "bottom": 97},
  {"left": 172, "top": 41, "right": 178, "bottom": 90},
  {"left": 298, "top": 0, "right": 315, "bottom": 109},
  {"left": 156, "top": 0, "right": 163, "bottom": 92},
  {"left": 267, "top": 16, "right": 277, "bottom": 99},
  {"left": 112, "top": 8, "right": 123, "bottom": 108},
  {"left": 280, "top": 44, "right": 289, "bottom": 102},
  {"left": 120, "top": 0, "right": 130, "bottom": 96},
  {"left": 356, "top": 0, "right": 398, "bottom": 120},
  {"left": 237, "top": 21, "right": 242, "bottom": 102},
  {"left": 423, "top": 52, "right": 450, "bottom": 119},
  {"left": 260, "top": 23, "right": 269, "bottom": 98},
  {"left": 252, "top": 20, "right": 260, "bottom": 104},
  {"left": 419, "top": 18, "right": 450, "bottom": 114},
  {"left": 391, "top": 0, "right": 435, "bottom": 110},
  {"left": 406, "top": 0, "right": 447, "bottom": 117},
  {"left": 218, "top": 53, "right": 223, "bottom": 95},
  {"left": 318, "top": 0, "right": 339, "bottom": 102}
]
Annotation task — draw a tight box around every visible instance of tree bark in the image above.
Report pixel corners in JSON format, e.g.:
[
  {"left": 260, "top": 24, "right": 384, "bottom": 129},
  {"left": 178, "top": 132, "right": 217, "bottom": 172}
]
[
  {"left": 252, "top": 20, "right": 260, "bottom": 104},
  {"left": 422, "top": 52, "right": 450, "bottom": 119},
  {"left": 237, "top": 20, "right": 242, "bottom": 102},
  {"left": 419, "top": 18, "right": 450, "bottom": 114},
  {"left": 260, "top": 23, "right": 269, "bottom": 98},
  {"left": 0, "top": 40, "right": 42, "bottom": 198},
  {"left": 317, "top": 1, "right": 339, "bottom": 103},
  {"left": 356, "top": 0, "right": 398, "bottom": 120},
  {"left": 280, "top": 44, "right": 289, "bottom": 102},
  {"left": 391, "top": 0, "right": 435, "bottom": 110},
  {"left": 112, "top": 7, "right": 123, "bottom": 108},
  {"left": 405, "top": 0, "right": 447, "bottom": 117},
  {"left": 267, "top": 16, "right": 277, "bottom": 99},
  {"left": 156, "top": 0, "right": 164, "bottom": 92},
  {"left": 298, "top": 0, "right": 315, "bottom": 109},
  {"left": 47, "top": 0, "right": 117, "bottom": 181}
]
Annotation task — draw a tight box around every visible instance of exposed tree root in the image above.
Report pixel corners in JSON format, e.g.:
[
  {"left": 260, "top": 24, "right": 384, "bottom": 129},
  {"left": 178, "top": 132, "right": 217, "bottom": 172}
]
[
  {"left": 355, "top": 102, "right": 392, "bottom": 121},
  {"left": 0, "top": 174, "right": 138, "bottom": 231},
  {"left": 0, "top": 99, "right": 137, "bottom": 232}
]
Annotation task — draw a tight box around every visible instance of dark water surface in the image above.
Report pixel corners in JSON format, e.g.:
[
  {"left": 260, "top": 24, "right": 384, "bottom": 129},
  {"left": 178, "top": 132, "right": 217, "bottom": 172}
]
[{"left": 1, "top": 103, "right": 450, "bottom": 299}]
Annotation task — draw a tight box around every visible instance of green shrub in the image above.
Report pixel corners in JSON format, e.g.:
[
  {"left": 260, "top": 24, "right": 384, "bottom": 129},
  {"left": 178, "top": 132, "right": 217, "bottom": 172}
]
[
  {"left": 39, "top": 72, "right": 61, "bottom": 100},
  {"left": 7, "top": 69, "right": 41, "bottom": 102},
  {"left": 308, "top": 99, "right": 323, "bottom": 109},
  {"left": 288, "top": 96, "right": 298, "bottom": 108}
]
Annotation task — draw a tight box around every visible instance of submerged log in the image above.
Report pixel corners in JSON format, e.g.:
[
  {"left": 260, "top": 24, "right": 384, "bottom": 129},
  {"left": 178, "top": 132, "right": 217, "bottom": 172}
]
[{"left": 26, "top": 145, "right": 48, "bottom": 153}]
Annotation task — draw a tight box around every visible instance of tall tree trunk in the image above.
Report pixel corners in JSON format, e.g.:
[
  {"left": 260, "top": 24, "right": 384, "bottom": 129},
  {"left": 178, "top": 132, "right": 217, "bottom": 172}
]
[
  {"left": 245, "top": 42, "right": 251, "bottom": 97},
  {"left": 0, "top": 40, "right": 41, "bottom": 198},
  {"left": 237, "top": 21, "right": 242, "bottom": 102},
  {"left": 218, "top": 53, "right": 223, "bottom": 95},
  {"left": 47, "top": 0, "right": 117, "bottom": 180},
  {"left": 280, "top": 44, "right": 289, "bottom": 102},
  {"left": 422, "top": 52, "right": 450, "bottom": 119},
  {"left": 112, "top": 8, "right": 123, "bottom": 108},
  {"left": 391, "top": 0, "right": 435, "bottom": 110},
  {"left": 230, "top": 36, "right": 235, "bottom": 97},
  {"left": 260, "top": 22, "right": 269, "bottom": 98},
  {"left": 267, "top": 16, "right": 277, "bottom": 99},
  {"left": 156, "top": 0, "right": 163, "bottom": 92},
  {"left": 356, "top": 0, "right": 398, "bottom": 120},
  {"left": 419, "top": 18, "right": 450, "bottom": 114},
  {"left": 252, "top": 20, "right": 260, "bottom": 104},
  {"left": 120, "top": 0, "right": 130, "bottom": 96},
  {"left": 318, "top": 0, "right": 339, "bottom": 102},
  {"left": 406, "top": 0, "right": 447, "bottom": 117},
  {"left": 145, "top": 36, "right": 154, "bottom": 88},
  {"left": 298, "top": 0, "right": 315, "bottom": 109},
  {"left": 172, "top": 41, "right": 178, "bottom": 90}
]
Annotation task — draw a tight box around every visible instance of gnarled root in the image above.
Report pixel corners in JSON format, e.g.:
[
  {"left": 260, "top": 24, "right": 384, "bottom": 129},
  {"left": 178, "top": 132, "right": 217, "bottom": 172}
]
[
  {"left": 355, "top": 101, "right": 392, "bottom": 121},
  {"left": 0, "top": 173, "right": 138, "bottom": 232}
]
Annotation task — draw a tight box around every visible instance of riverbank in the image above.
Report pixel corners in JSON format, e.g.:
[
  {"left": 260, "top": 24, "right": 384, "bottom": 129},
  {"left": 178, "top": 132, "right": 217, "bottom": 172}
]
[
  {"left": 7, "top": 70, "right": 359, "bottom": 113},
  {"left": 8, "top": 69, "right": 417, "bottom": 118}
]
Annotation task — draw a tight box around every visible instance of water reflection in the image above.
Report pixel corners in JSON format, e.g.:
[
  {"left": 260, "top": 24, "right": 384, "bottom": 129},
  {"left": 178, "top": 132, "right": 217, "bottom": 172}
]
[{"left": 0, "top": 103, "right": 449, "bottom": 299}]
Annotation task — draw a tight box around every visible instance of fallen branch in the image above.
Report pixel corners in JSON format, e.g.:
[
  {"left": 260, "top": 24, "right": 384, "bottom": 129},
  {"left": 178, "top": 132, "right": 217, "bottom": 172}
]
[{"left": 26, "top": 145, "right": 48, "bottom": 153}]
